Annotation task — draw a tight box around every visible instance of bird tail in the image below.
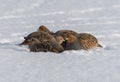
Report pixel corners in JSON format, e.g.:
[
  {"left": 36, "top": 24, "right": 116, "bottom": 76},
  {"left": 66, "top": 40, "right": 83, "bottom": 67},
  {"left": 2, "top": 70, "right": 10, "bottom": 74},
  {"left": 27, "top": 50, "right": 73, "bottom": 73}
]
[{"left": 97, "top": 44, "right": 103, "bottom": 47}]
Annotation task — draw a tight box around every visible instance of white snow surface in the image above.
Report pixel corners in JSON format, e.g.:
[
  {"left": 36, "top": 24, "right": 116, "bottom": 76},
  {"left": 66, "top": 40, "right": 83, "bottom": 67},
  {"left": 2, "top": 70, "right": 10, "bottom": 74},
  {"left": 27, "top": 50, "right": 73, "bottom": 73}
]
[{"left": 0, "top": 0, "right": 120, "bottom": 82}]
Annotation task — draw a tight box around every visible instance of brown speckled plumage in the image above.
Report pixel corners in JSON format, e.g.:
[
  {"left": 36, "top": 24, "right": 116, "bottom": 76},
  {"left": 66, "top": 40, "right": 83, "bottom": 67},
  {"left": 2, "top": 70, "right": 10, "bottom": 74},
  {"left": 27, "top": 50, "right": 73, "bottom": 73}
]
[
  {"left": 37, "top": 25, "right": 54, "bottom": 35},
  {"left": 20, "top": 31, "right": 56, "bottom": 45},
  {"left": 20, "top": 26, "right": 102, "bottom": 52},
  {"left": 54, "top": 30, "right": 78, "bottom": 39},
  {"left": 62, "top": 33, "right": 102, "bottom": 50},
  {"left": 28, "top": 38, "right": 64, "bottom": 53},
  {"left": 78, "top": 33, "right": 102, "bottom": 50}
]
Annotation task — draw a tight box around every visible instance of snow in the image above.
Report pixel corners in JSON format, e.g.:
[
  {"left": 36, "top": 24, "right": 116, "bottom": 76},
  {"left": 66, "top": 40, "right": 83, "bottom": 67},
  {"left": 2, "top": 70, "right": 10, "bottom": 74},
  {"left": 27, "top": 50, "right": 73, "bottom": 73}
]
[{"left": 0, "top": 0, "right": 120, "bottom": 82}]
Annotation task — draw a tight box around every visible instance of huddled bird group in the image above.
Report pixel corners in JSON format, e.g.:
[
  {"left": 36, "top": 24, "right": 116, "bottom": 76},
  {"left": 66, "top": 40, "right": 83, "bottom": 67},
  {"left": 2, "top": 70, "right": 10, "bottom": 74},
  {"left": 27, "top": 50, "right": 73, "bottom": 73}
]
[{"left": 19, "top": 25, "right": 102, "bottom": 53}]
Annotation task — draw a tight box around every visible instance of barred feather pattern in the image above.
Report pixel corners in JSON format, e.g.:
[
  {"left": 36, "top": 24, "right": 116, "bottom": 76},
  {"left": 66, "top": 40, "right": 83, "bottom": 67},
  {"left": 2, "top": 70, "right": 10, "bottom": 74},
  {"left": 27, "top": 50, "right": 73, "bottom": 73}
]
[
  {"left": 29, "top": 39, "right": 64, "bottom": 53},
  {"left": 29, "top": 41, "right": 52, "bottom": 52},
  {"left": 28, "top": 32, "right": 55, "bottom": 42},
  {"left": 38, "top": 25, "right": 54, "bottom": 35},
  {"left": 20, "top": 32, "right": 56, "bottom": 45},
  {"left": 78, "top": 33, "right": 102, "bottom": 50},
  {"left": 54, "top": 30, "right": 78, "bottom": 39}
]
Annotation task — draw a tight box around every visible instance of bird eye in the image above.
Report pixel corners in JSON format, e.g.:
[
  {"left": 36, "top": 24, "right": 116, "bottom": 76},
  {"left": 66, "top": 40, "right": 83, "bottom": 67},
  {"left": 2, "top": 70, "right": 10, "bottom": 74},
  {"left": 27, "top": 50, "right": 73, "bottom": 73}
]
[
  {"left": 31, "top": 38, "right": 35, "bottom": 41},
  {"left": 24, "top": 37, "right": 27, "bottom": 39}
]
